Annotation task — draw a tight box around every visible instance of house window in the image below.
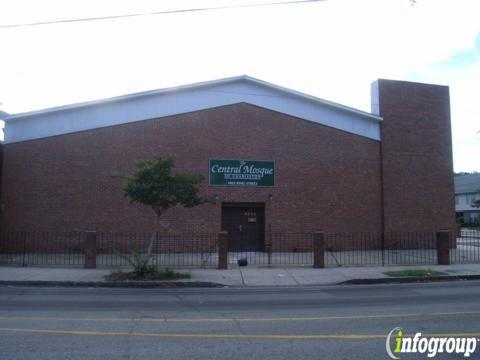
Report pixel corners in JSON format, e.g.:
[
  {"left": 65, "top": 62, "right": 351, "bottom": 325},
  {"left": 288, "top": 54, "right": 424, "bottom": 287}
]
[{"left": 466, "top": 193, "right": 479, "bottom": 205}]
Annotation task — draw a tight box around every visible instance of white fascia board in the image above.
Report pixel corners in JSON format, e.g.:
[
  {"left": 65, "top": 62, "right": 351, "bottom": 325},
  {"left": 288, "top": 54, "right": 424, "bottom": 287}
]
[
  {"left": 3, "top": 76, "right": 382, "bottom": 144},
  {"left": 243, "top": 76, "right": 382, "bottom": 121}
]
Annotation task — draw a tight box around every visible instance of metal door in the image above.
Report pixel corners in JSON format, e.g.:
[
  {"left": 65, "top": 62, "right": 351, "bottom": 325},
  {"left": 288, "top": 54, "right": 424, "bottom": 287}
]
[{"left": 221, "top": 204, "right": 265, "bottom": 251}]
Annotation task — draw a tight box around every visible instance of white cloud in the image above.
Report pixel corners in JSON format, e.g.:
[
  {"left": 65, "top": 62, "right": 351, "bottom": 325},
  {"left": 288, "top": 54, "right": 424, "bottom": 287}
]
[{"left": 0, "top": 0, "right": 479, "bottom": 170}]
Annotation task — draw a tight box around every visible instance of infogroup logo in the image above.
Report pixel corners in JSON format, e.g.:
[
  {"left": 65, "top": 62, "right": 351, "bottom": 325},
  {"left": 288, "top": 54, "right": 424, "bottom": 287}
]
[{"left": 386, "top": 327, "right": 478, "bottom": 358}]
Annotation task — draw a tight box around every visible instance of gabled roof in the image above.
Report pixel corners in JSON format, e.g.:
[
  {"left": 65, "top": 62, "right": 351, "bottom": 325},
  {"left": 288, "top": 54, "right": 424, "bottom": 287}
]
[
  {"left": 455, "top": 173, "right": 480, "bottom": 194},
  {"left": 5, "top": 75, "right": 381, "bottom": 122},
  {"left": 3, "top": 75, "right": 382, "bottom": 143}
]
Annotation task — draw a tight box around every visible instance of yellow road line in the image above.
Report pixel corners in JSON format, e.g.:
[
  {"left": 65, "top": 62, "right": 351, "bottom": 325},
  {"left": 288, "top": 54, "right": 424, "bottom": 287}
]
[
  {"left": 0, "top": 310, "right": 480, "bottom": 323},
  {"left": 0, "top": 328, "right": 479, "bottom": 340},
  {"left": 0, "top": 327, "right": 387, "bottom": 340}
]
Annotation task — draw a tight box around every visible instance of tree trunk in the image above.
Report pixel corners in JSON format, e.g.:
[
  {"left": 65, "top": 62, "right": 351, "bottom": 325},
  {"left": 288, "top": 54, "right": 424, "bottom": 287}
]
[{"left": 146, "top": 213, "right": 161, "bottom": 258}]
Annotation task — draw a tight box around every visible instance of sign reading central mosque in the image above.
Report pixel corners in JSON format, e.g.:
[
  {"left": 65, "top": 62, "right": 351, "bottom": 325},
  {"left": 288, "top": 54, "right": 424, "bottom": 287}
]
[{"left": 209, "top": 159, "right": 275, "bottom": 187}]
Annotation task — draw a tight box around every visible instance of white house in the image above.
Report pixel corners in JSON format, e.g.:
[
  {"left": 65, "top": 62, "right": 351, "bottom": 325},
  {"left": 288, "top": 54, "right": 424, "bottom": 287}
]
[{"left": 455, "top": 173, "right": 480, "bottom": 225}]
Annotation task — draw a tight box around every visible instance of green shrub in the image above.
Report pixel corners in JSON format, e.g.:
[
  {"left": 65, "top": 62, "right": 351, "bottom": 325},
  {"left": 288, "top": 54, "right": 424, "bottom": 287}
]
[
  {"left": 105, "top": 267, "right": 190, "bottom": 281},
  {"left": 384, "top": 269, "right": 445, "bottom": 277},
  {"left": 117, "top": 244, "right": 156, "bottom": 276}
]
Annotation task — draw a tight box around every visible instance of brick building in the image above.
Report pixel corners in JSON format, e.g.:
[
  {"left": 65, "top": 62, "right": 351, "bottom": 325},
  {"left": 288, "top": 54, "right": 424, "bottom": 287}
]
[{"left": 0, "top": 76, "right": 456, "bottom": 250}]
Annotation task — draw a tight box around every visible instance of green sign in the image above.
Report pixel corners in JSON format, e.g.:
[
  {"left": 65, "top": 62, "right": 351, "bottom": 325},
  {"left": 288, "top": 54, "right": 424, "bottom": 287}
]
[{"left": 209, "top": 159, "right": 275, "bottom": 187}]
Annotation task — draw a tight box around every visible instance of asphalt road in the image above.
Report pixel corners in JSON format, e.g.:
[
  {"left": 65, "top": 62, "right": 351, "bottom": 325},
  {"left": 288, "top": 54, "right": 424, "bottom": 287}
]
[{"left": 1, "top": 281, "right": 480, "bottom": 359}]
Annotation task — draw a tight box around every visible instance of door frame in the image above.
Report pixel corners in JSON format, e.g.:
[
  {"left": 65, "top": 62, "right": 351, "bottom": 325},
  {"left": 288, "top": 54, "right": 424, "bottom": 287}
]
[{"left": 221, "top": 202, "right": 266, "bottom": 251}]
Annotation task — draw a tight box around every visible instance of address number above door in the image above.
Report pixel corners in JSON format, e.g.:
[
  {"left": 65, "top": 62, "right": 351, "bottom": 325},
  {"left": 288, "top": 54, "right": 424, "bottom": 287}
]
[{"left": 209, "top": 159, "right": 275, "bottom": 187}]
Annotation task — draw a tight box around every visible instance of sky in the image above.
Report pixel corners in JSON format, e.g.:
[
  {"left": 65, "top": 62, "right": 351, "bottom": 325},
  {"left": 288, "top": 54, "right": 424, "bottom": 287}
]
[{"left": 0, "top": 0, "right": 479, "bottom": 171}]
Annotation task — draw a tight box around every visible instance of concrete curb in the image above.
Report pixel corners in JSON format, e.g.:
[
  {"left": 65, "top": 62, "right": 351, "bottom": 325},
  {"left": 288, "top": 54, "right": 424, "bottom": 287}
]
[
  {"left": 340, "top": 274, "right": 480, "bottom": 285},
  {"left": 2, "top": 275, "right": 480, "bottom": 288},
  {"left": 0, "top": 280, "right": 225, "bottom": 288}
]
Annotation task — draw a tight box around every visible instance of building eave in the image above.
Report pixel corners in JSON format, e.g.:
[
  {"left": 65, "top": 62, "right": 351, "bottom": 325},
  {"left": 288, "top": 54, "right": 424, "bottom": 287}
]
[
  {"left": 3, "top": 75, "right": 383, "bottom": 143},
  {"left": 4, "top": 75, "right": 382, "bottom": 122}
]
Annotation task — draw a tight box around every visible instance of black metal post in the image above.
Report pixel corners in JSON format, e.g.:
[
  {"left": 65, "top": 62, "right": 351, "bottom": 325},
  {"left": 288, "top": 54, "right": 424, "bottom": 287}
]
[
  {"left": 381, "top": 232, "right": 385, "bottom": 266},
  {"left": 21, "top": 231, "right": 27, "bottom": 267},
  {"left": 267, "top": 224, "right": 272, "bottom": 265}
]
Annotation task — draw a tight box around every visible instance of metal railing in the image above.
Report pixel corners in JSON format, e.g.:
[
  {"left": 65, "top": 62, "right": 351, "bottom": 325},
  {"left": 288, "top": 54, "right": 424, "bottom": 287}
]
[
  {"left": 0, "top": 231, "right": 219, "bottom": 268},
  {"left": 325, "top": 232, "right": 438, "bottom": 267},
  {"left": 1, "top": 229, "right": 479, "bottom": 268},
  {"left": 229, "top": 231, "right": 440, "bottom": 267},
  {"left": 451, "top": 228, "right": 480, "bottom": 264},
  {"left": 96, "top": 232, "right": 219, "bottom": 268},
  {"left": 229, "top": 232, "right": 314, "bottom": 266},
  {"left": 0, "top": 231, "right": 84, "bottom": 266}
]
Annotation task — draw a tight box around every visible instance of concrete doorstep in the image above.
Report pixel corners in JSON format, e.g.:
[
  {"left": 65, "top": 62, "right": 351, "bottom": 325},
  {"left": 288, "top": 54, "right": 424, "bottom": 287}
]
[{"left": 1, "top": 263, "right": 480, "bottom": 287}]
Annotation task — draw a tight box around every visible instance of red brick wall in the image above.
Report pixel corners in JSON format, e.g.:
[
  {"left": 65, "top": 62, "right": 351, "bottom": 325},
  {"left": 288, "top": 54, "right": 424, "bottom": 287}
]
[
  {"left": 0, "top": 103, "right": 383, "bottom": 234},
  {"left": 373, "top": 79, "right": 456, "bottom": 233}
]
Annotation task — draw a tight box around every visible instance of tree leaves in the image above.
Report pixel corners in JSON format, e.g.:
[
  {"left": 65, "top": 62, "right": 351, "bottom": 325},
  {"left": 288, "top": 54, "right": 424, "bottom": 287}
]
[{"left": 123, "top": 157, "right": 207, "bottom": 216}]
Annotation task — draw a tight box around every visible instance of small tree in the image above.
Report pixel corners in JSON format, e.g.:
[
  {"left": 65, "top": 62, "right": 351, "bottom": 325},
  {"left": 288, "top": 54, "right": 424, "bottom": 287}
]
[
  {"left": 123, "top": 157, "right": 206, "bottom": 217},
  {"left": 122, "top": 157, "right": 207, "bottom": 269}
]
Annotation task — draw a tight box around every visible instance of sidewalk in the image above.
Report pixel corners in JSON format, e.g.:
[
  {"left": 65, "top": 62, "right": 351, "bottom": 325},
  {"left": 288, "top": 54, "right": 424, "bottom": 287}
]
[{"left": 2, "top": 263, "right": 480, "bottom": 287}]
